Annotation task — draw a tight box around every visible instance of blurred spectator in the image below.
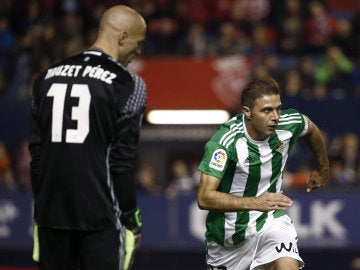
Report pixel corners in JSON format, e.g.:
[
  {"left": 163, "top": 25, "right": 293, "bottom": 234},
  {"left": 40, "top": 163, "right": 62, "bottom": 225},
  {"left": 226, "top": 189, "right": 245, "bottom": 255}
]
[
  {"left": 1, "top": 169, "right": 16, "bottom": 191},
  {"left": 11, "top": 139, "right": 31, "bottom": 191},
  {"left": 248, "top": 54, "right": 284, "bottom": 86},
  {"left": 15, "top": 0, "right": 43, "bottom": 35},
  {"left": 245, "top": 24, "right": 276, "bottom": 64},
  {"left": 351, "top": 0, "right": 360, "bottom": 57},
  {"left": 189, "top": 161, "right": 201, "bottom": 187},
  {"left": 263, "top": 54, "right": 283, "bottom": 81},
  {"left": 328, "top": 135, "right": 344, "bottom": 160},
  {"left": 63, "top": 36, "right": 86, "bottom": 58},
  {"left": 0, "top": 14, "right": 15, "bottom": 94},
  {"left": 127, "top": 0, "right": 157, "bottom": 22},
  {"left": 207, "top": 21, "right": 246, "bottom": 57},
  {"left": 327, "top": 133, "right": 360, "bottom": 186},
  {"left": 8, "top": 27, "right": 39, "bottom": 98},
  {"left": 304, "top": 1, "right": 337, "bottom": 53},
  {"left": 342, "top": 133, "right": 360, "bottom": 184},
  {"left": 0, "top": 141, "right": 16, "bottom": 191},
  {"left": 136, "top": 162, "right": 163, "bottom": 195},
  {"left": 229, "top": 0, "right": 253, "bottom": 37},
  {"left": 165, "top": 159, "right": 196, "bottom": 198},
  {"left": 314, "top": 45, "right": 352, "bottom": 98},
  {"left": 312, "top": 83, "right": 328, "bottom": 101},
  {"left": 210, "top": 0, "right": 235, "bottom": 23},
  {"left": 146, "top": 16, "right": 179, "bottom": 55},
  {"left": 176, "top": 23, "right": 211, "bottom": 57},
  {"left": 138, "top": 0, "right": 179, "bottom": 55},
  {"left": 350, "top": 257, "right": 360, "bottom": 270},
  {"left": 250, "top": 62, "right": 271, "bottom": 81},
  {"left": 333, "top": 18, "right": 357, "bottom": 58},
  {"left": 348, "top": 55, "right": 360, "bottom": 97},
  {"left": 36, "top": 20, "right": 62, "bottom": 63},
  {"left": 283, "top": 69, "right": 302, "bottom": 98},
  {"left": 235, "top": 0, "right": 271, "bottom": 24},
  {"left": 176, "top": 0, "right": 212, "bottom": 26},
  {"left": 275, "top": 0, "right": 305, "bottom": 54},
  {"left": 286, "top": 139, "right": 314, "bottom": 174},
  {"left": 81, "top": 3, "right": 108, "bottom": 48},
  {"left": 59, "top": 12, "right": 84, "bottom": 43},
  {"left": 298, "top": 56, "right": 316, "bottom": 96},
  {"left": 328, "top": 157, "right": 348, "bottom": 186}
]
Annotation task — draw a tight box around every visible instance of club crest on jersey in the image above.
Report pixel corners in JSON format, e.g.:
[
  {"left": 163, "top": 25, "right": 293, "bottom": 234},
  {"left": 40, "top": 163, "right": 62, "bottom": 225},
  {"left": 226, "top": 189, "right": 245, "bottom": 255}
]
[
  {"left": 275, "top": 141, "right": 286, "bottom": 154},
  {"left": 209, "top": 149, "right": 227, "bottom": 171}
]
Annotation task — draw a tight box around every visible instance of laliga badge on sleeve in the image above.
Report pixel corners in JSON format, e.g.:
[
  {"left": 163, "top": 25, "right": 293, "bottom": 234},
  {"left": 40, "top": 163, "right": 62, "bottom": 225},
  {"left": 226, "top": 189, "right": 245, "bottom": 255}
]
[{"left": 209, "top": 149, "right": 227, "bottom": 171}]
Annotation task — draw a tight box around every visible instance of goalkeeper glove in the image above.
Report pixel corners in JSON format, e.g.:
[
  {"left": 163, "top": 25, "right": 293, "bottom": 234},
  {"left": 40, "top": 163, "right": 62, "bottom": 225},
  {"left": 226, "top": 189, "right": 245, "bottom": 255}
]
[{"left": 121, "top": 208, "right": 142, "bottom": 270}]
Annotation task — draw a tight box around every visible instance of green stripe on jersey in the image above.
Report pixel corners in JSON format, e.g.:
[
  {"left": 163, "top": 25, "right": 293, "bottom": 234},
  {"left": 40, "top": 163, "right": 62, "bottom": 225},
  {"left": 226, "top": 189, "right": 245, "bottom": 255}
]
[
  {"left": 244, "top": 141, "right": 261, "bottom": 197},
  {"left": 234, "top": 141, "right": 261, "bottom": 245},
  {"left": 256, "top": 212, "right": 268, "bottom": 231},
  {"left": 269, "top": 133, "right": 282, "bottom": 193}
]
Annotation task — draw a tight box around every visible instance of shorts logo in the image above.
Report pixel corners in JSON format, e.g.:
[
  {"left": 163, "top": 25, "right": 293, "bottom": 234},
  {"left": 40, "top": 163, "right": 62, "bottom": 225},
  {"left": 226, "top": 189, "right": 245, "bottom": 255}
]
[
  {"left": 275, "top": 242, "right": 298, "bottom": 254},
  {"left": 209, "top": 149, "right": 227, "bottom": 171}
]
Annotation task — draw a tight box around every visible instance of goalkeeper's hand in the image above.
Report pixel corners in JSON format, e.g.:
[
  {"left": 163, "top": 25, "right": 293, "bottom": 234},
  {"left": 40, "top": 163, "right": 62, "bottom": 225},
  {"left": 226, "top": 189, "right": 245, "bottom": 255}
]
[{"left": 121, "top": 208, "right": 142, "bottom": 270}]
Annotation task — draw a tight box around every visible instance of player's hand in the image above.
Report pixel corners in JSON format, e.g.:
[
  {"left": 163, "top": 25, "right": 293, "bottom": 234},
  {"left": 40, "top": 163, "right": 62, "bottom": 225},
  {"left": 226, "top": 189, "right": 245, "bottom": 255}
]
[
  {"left": 254, "top": 192, "right": 293, "bottom": 212},
  {"left": 306, "top": 169, "right": 328, "bottom": 192},
  {"left": 121, "top": 208, "right": 142, "bottom": 270}
]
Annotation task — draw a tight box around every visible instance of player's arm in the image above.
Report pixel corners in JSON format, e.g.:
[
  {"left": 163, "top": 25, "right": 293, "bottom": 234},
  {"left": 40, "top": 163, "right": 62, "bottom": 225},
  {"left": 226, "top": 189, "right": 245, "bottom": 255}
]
[
  {"left": 111, "top": 73, "right": 146, "bottom": 270},
  {"left": 28, "top": 76, "right": 43, "bottom": 200},
  {"left": 110, "top": 109, "right": 143, "bottom": 270},
  {"left": 197, "top": 173, "right": 293, "bottom": 212},
  {"left": 301, "top": 115, "right": 329, "bottom": 192},
  {"left": 110, "top": 113, "right": 141, "bottom": 212}
]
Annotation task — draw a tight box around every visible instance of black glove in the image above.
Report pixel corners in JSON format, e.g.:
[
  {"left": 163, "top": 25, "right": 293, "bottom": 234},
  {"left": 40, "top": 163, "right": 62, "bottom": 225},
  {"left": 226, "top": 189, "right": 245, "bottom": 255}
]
[{"left": 121, "top": 208, "right": 142, "bottom": 270}]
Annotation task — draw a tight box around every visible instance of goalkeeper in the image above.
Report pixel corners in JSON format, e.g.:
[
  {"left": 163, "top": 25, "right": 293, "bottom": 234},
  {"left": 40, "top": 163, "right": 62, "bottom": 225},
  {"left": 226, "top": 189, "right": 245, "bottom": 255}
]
[{"left": 29, "top": 5, "right": 147, "bottom": 270}]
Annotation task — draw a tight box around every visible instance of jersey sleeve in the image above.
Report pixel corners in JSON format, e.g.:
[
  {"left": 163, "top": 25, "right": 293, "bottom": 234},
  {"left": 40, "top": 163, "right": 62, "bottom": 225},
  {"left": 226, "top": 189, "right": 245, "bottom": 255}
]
[
  {"left": 299, "top": 114, "right": 309, "bottom": 137},
  {"left": 198, "top": 129, "right": 233, "bottom": 180},
  {"left": 110, "top": 72, "right": 147, "bottom": 213},
  {"left": 280, "top": 108, "right": 307, "bottom": 139},
  {"left": 28, "top": 74, "right": 44, "bottom": 199},
  {"left": 110, "top": 72, "right": 146, "bottom": 174}
]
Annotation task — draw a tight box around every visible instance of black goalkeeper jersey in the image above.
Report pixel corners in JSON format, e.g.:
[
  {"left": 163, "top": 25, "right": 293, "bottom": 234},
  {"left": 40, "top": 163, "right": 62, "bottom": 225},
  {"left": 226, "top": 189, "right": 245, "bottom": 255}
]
[{"left": 29, "top": 50, "right": 146, "bottom": 230}]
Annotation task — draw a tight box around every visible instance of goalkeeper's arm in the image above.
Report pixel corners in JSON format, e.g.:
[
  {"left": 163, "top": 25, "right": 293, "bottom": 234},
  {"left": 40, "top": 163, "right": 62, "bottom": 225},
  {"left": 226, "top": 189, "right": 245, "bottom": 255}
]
[{"left": 112, "top": 170, "right": 141, "bottom": 270}]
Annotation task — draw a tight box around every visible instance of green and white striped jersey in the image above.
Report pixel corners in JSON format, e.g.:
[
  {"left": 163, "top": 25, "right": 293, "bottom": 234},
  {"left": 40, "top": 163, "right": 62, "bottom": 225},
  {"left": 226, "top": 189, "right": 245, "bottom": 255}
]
[{"left": 198, "top": 108, "right": 308, "bottom": 246}]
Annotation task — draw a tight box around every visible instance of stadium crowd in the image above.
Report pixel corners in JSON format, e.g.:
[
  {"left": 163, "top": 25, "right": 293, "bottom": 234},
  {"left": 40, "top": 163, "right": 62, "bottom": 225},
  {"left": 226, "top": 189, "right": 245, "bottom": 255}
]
[{"left": 1, "top": 0, "right": 360, "bottom": 192}]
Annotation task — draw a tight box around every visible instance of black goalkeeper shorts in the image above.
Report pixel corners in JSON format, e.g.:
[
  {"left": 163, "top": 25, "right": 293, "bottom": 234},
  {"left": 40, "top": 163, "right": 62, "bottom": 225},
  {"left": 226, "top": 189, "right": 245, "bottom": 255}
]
[{"left": 33, "top": 225, "right": 124, "bottom": 270}]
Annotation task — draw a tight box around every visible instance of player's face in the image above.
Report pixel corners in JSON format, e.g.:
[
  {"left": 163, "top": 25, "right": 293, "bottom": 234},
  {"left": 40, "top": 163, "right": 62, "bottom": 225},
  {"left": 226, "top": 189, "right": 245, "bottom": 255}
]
[{"left": 244, "top": 94, "right": 281, "bottom": 141}]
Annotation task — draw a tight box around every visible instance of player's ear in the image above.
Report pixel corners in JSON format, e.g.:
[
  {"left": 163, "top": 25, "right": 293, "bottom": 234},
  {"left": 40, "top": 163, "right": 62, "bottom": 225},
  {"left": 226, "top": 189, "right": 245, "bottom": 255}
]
[
  {"left": 242, "top": 106, "right": 251, "bottom": 119},
  {"left": 118, "top": 30, "right": 127, "bottom": 46}
]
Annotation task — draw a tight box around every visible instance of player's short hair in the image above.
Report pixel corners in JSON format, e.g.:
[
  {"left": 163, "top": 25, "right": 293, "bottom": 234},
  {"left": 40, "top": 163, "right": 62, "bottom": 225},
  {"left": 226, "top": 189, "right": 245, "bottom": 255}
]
[{"left": 241, "top": 78, "right": 280, "bottom": 108}]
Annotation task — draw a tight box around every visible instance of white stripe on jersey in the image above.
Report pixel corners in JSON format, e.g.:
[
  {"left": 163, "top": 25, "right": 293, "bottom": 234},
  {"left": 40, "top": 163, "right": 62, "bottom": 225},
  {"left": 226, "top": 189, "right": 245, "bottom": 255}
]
[
  {"left": 257, "top": 142, "right": 273, "bottom": 195},
  {"left": 274, "top": 129, "right": 292, "bottom": 191},
  {"left": 280, "top": 112, "right": 302, "bottom": 120},
  {"left": 223, "top": 137, "right": 249, "bottom": 246},
  {"left": 278, "top": 113, "right": 302, "bottom": 126},
  {"left": 219, "top": 122, "right": 244, "bottom": 148},
  {"left": 232, "top": 137, "right": 249, "bottom": 196},
  {"left": 278, "top": 120, "right": 302, "bottom": 126},
  {"left": 224, "top": 212, "right": 237, "bottom": 246}
]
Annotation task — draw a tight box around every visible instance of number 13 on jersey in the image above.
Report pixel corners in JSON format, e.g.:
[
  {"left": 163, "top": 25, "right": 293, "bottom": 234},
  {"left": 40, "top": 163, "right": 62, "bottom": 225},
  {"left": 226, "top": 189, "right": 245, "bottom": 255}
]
[{"left": 47, "top": 83, "right": 91, "bottom": 144}]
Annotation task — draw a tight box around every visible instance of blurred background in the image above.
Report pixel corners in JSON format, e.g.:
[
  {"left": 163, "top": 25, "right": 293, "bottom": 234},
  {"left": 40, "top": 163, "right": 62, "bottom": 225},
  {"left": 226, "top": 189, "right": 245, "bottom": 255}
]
[{"left": 1, "top": 0, "right": 360, "bottom": 269}]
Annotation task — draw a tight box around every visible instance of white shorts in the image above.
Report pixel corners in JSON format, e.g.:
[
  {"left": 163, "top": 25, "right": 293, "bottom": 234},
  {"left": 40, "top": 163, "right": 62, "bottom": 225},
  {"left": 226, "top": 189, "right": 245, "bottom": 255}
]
[{"left": 206, "top": 215, "right": 304, "bottom": 270}]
